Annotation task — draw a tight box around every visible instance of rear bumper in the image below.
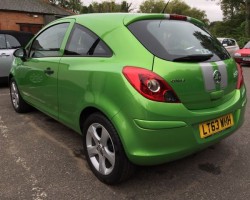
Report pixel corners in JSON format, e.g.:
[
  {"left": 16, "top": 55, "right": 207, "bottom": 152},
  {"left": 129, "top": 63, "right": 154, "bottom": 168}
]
[{"left": 112, "top": 87, "right": 247, "bottom": 166}]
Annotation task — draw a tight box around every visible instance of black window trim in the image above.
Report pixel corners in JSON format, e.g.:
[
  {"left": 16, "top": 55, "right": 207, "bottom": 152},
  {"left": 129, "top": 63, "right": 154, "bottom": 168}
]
[
  {"left": 28, "top": 22, "right": 70, "bottom": 58},
  {"left": 64, "top": 23, "right": 113, "bottom": 58}
]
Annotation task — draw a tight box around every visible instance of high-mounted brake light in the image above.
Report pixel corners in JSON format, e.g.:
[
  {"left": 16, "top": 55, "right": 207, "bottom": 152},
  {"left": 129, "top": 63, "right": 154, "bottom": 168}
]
[
  {"left": 122, "top": 66, "right": 180, "bottom": 103},
  {"left": 169, "top": 14, "right": 187, "bottom": 21},
  {"left": 236, "top": 63, "right": 244, "bottom": 89}
]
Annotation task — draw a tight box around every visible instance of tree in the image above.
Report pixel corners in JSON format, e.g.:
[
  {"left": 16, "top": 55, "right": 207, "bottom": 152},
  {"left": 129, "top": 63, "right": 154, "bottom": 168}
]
[
  {"left": 68, "top": 0, "right": 82, "bottom": 13},
  {"left": 246, "top": 0, "right": 250, "bottom": 37},
  {"left": 47, "top": 0, "right": 82, "bottom": 13},
  {"left": 210, "top": 0, "right": 250, "bottom": 38},
  {"left": 81, "top": 1, "right": 132, "bottom": 13},
  {"left": 139, "top": 0, "right": 166, "bottom": 13},
  {"left": 139, "top": 0, "right": 209, "bottom": 24}
]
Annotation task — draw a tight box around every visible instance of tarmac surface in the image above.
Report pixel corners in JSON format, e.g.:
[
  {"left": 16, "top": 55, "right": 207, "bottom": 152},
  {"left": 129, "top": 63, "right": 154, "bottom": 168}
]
[{"left": 0, "top": 67, "right": 250, "bottom": 200}]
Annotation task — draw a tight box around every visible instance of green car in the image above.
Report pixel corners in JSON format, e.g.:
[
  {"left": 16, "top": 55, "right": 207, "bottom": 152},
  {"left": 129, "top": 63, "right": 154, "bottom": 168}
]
[{"left": 9, "top": 13, "right": 247, "bottom": 184}]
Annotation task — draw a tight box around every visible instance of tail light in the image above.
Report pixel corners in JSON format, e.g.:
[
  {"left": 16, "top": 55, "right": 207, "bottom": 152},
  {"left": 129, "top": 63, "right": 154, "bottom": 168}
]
[
  {"left": 122, "top": 66, "right": 180, "bottom": 103},
  {"left": 236, "top": 63, "right": 244, "bottom": 89}
]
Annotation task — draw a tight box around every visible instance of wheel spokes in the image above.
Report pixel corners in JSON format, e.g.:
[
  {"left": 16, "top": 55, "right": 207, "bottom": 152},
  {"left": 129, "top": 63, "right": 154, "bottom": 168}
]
[
  {"left": 11, "top": 82, "right": 19, "bottom": 108},
  {"left": 103, "top": 148, "right": 115, "bottom": 167},
  {"left": 86, "top": 123, "right": 115, "bottom": 175}
]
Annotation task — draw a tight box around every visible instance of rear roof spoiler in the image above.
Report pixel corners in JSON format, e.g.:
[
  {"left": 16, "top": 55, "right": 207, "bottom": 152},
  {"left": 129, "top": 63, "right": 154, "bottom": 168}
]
[{"left": 123, "top": 13, "right": 204, "bottom": 27}]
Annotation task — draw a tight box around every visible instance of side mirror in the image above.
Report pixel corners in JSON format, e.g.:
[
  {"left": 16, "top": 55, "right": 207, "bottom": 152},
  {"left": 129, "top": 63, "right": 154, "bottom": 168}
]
[
  {"left": 14, "top": 48, "right": 27, "bottom": 61},
  {"left": 223, "top": 43, "right": 228, "bottom": 47}
]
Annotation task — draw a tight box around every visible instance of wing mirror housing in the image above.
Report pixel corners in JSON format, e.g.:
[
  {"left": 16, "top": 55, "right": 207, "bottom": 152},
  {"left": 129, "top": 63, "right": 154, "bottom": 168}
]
[{"left": 14, "top": 48, "right": 27, "bottom": 61}]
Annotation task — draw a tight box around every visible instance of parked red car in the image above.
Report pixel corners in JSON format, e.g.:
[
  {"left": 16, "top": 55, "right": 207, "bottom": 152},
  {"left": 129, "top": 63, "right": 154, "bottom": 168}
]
[{"left": 234, "top": 41, "right": 250, "bottom": 65}]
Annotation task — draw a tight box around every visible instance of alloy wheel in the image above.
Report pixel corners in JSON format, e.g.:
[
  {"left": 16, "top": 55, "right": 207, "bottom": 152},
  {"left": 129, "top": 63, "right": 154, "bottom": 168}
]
[
  {"left": 10, "top": 82, "right": 19, "bottom": 109},
  {"left": 86, "top": 123, "right": 115, "bottom": 175}
]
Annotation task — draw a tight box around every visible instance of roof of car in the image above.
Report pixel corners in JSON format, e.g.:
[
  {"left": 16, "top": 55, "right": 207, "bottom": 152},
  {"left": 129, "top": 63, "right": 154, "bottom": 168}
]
[
  {"left": 56, "top": 13, "right": 203, "bottom": 36},
  {"left": 0, "top": 0, "right": 72, "bottom": 16},
  {"left": 0, "top": 30, "right": 34, "bottom": 47}
]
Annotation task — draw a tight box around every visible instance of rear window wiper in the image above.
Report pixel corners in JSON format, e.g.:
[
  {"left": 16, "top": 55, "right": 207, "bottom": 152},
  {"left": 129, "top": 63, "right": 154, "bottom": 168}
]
[{"left": 173, "top": 54, "right": 213, "bottom": 62}]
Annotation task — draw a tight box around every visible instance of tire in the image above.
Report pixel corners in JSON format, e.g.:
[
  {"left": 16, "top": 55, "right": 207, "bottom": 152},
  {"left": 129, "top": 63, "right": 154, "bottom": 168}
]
[
  {"left": 82, "top": 112, "right": 134, "bottom": 184},
  {"left": 10, "top": 78, "right": 31, "bottom": 113}
]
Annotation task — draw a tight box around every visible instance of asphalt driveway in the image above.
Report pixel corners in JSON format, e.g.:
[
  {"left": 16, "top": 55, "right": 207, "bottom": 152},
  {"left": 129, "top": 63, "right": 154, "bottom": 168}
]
[{"left": 0, "top": 67, "right": 250, "bottom": 200}]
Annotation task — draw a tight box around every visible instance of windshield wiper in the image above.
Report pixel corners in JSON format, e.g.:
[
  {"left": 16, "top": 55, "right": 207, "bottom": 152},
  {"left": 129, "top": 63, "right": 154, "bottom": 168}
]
[{"left": 173, "top": 54, "right": 213, "bottom": 62}]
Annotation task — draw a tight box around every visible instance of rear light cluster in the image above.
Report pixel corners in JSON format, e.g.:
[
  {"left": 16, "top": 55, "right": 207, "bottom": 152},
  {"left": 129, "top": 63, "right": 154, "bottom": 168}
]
[
  {"left": 236, "top": 63, "right": 244, "bottom": 89},
  {"left": 122, "top": 66, "right": 180, "bottom": 103}
]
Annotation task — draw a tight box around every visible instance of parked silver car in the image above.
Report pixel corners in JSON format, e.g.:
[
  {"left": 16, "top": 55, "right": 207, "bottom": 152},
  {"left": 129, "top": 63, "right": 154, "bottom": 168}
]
[
  {"left": 217, "top": 37, "right": 240, "bottom": 57},
  {"left": 0, "top": 31, "right": 33, "bottom": 82}
]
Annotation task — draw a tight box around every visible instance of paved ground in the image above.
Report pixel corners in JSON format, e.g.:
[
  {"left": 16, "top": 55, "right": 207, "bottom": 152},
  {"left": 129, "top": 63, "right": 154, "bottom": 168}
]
[{"left": 0, "top": 67, "right": 250, "bottom": 200}]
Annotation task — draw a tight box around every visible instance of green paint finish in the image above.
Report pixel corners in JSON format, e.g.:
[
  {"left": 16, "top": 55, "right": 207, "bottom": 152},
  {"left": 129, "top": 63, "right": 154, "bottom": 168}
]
[
  {"left": 10, "top": 13, "right": 247, "bottom": 166},
  {"left": 134, "top": 119, "right": 187, "bottom": 129}
]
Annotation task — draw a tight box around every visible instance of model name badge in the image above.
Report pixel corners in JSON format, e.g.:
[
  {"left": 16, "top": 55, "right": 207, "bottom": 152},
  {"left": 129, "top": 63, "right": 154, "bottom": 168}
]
[
  {"left": 171, "top": 79, "right": 185, "bottom": 83},
  {"left": 233, "top": 70, "right": 238, "bottom": 78}
]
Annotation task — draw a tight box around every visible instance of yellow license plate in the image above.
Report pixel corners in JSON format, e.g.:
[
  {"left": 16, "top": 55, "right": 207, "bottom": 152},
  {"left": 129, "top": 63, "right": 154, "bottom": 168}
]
[{"left": 199, "top": 114, "right": 234, "bottom": 138}]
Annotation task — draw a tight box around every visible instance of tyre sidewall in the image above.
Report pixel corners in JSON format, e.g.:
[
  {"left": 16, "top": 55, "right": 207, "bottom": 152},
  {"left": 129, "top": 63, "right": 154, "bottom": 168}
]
[{"left": 82, "top": 113, "right": 127, "bottom": 184}]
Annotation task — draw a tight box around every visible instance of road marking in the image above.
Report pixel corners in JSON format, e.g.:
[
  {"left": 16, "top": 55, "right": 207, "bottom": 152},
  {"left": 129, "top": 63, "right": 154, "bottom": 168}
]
[
  {"left": 0, "top": 116, "right": 48, "bottom": 200},
  {"left": 0, "top": 116, "right": 8, "bottom": 138}
]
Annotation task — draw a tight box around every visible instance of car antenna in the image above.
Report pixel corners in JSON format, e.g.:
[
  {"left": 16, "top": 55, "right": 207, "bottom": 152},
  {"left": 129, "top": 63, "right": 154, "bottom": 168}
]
[{"left": 161, "top": 0, "right": 171, "bottom": 14}]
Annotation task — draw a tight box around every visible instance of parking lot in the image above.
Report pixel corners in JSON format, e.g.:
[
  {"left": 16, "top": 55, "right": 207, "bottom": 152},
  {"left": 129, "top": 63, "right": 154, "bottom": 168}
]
[{"left": 0, "top": 67, "right": 249, "bottom": 200}]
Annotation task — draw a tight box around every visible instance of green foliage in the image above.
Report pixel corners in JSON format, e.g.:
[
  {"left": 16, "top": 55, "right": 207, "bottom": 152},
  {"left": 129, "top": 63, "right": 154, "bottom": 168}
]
[
  {"left": 208, "top": 0, "right": 250, "bottom": 47},
  {"left": 139, "top": 0, "right": 209, "bottom": 24},
  {"left": 139, "top": 0, "right": 166, "bottom": 13},
  {"left": 81, "top": 1, "right": 132, "bottom": 13}
]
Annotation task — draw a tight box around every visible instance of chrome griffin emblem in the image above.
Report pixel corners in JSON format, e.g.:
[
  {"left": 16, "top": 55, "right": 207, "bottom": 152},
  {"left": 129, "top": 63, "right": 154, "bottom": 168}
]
[{"left": 213, "top": 70, "right": 221, "bottom": 84}]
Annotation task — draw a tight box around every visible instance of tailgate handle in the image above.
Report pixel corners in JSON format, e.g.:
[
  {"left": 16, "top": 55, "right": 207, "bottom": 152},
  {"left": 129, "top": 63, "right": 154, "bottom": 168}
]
[{"left": 210, "top": 90, "right": 224, "bottom": 100}]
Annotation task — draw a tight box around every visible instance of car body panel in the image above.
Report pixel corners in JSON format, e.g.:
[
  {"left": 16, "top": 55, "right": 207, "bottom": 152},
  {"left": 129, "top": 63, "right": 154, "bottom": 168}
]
[
  {"left": 153, "top": 57, "right": 239, "bottom": 109},
  {"left": 14, "top": 58, "right": 60, "bottom": 118},
  {"left": 111, "top": 85, "right": 246, "bottom": 165},
  {"left": 0, "top": 49, "right": 15, "bottom": 76},
  {"left": 234, "top": 42, "right": 250, "bottom": 65},
  {"left": 10, "top": 13, "right": 247, "bottom": 166}
]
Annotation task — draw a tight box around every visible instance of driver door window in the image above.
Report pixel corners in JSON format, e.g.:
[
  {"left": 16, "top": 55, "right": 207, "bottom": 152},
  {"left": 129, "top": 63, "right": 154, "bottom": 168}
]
[{"left": 30, "top": 23, "right": 69, "bottom": 58}]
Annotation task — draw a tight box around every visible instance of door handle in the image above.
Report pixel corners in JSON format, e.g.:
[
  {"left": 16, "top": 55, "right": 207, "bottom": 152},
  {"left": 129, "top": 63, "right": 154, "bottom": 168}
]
[
  {"left": 0, "top": 53, "right": 10, "bottom": 57},
  {"left": 44, "top": 67, "right": 54, "bottom": 75}
]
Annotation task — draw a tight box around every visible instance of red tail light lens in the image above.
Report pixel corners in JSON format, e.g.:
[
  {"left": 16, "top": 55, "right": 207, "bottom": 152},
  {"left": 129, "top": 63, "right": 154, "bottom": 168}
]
[
  {"left": 236, "top": 63, "right": 244, "bottom": 89},
  {"left": 122, "top": 66, "right": 180, "bottom": 103}
]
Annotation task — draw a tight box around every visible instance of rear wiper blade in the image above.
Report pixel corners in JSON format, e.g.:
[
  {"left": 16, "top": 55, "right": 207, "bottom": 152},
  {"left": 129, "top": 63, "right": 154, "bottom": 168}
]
[{"left": 173, "top": 54, "right": 213, "bottom": 62}]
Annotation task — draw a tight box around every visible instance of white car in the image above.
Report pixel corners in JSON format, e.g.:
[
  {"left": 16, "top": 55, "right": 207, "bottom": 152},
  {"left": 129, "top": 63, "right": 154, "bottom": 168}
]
[
  {"left": 217, "top": 38, "right": 240, "bottom": 57},
  {"left": 0, "top": 31, "right": 33, "bottom": 82}
]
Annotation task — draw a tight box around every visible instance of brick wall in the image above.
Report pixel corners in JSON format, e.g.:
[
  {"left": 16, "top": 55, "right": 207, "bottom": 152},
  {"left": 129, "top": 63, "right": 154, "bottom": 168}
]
[{"left": 0, "top": 11, "right": 44, "bottom": 31}]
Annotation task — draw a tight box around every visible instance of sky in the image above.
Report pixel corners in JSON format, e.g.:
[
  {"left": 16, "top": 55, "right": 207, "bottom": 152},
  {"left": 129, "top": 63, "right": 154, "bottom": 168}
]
[{"left": 81, "top": 0, "right": 223, "bottom": 22}]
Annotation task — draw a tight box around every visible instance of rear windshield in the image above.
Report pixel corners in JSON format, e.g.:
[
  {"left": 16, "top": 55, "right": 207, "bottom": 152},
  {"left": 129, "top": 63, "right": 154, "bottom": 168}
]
[{"left": 128, "top": 20, "right": 230, "bottom": 62}]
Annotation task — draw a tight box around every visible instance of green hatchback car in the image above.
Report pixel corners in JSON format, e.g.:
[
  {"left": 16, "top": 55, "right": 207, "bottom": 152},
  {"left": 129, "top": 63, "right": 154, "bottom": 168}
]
[{"left": 9, "top": 13, "right": 247, "bottom": 184}]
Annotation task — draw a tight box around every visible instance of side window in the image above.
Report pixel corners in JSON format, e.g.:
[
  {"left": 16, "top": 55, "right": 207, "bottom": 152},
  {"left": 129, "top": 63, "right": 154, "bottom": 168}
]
[
  {"left": 64, "top": 24, "right": 112, "bottom": 57},
  {"left": 222, "top": 39, "right": 228, "bottom": 46},
  {"left": 6, "top": 35, "right": 21, "bottom": 49},
  {"left": 230, "top": 39, "right": 236, "bottom": 46},
  {"left": 0, "top": 34, "right": 6, "bottom": 49},
  {"left": 30, "top": 23, "right": 69, "bottom": 58}
]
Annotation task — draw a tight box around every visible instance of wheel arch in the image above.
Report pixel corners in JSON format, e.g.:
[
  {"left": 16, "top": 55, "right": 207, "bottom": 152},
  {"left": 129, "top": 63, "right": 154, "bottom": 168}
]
[{"left": 79, "top": 106, "right": 109, "bottom": 133}]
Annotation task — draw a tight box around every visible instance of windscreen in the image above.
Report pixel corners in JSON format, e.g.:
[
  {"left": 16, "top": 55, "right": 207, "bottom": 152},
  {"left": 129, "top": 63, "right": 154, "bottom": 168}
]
[
  {"left": 128, "top": 20, "right": 230, "bottom": 62},
  {"left": 244, "top": 41, "right": 250, "bottom": 49}
]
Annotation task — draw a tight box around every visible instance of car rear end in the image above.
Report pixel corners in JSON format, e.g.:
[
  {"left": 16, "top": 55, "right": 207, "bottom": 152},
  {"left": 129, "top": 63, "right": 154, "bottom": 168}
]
[
  {"left": 112, "top": 14, "right": 247, "bottom": 165},
  {"left": 234, "top": 42, "right": 250, "bottom": 65}
]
